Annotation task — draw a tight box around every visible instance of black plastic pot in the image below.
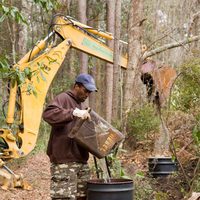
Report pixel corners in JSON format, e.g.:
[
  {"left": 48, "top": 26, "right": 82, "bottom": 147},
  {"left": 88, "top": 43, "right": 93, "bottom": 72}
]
[
  {"left": 148, "top": 157, "right": 178, "bottom": 178},
  {"left": 87, "top": 178, "right": 134, "bottom": 200}
]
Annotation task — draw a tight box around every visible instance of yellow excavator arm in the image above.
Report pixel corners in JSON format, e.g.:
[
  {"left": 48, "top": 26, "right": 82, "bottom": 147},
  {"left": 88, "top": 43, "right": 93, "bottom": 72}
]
[{"left": 0, "top": 15, "right": 128, "bottom": 162}]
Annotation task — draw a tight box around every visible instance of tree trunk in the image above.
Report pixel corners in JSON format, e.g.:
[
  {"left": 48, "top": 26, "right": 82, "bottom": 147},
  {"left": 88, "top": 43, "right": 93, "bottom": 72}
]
[
  {"left": 78, "top": 0, "right": 88, "bottom": 73},
  {"left": 112, "top": 0, "right": 122, "bottom": 122},
  {"left": 105, "top": 0, "right": 115, "bottom": 123},
  {"left": 86, "top": 1, "right": 99, "bottom": 110},
  {"left": 57, "top": 0, "right": 70, "bottom": 14},
  {"left": 18, "top": 0, "right": 29, "bottom": 57},
  {"left": 123, "top": 0, "right": 143, "bottom": 133}
]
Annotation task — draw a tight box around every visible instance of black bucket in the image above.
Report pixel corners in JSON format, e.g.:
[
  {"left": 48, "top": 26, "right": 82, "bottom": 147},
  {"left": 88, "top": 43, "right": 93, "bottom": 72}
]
[
  {"left": 87, "top": 178, "right": 134, "bottom": 200},
  {"left": 148, "top": 157, "right": 178, "bottom": 178}
]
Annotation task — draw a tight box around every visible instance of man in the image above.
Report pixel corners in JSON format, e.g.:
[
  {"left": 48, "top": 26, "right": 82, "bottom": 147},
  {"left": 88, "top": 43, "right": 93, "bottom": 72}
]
[{"left": 42, "top": 73, "right": 97, "bottom": 200}]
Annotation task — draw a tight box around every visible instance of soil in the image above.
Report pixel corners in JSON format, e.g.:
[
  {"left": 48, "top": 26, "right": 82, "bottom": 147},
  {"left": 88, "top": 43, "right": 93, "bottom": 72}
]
[{"left": 0, "top": 152, "right": 51, "bottom": 200}]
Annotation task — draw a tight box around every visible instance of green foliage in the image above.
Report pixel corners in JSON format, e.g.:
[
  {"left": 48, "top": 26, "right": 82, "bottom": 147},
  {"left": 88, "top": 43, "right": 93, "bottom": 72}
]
[
  {"left": 171, "top": 58, "right": 200, "bottom": 112},
  {"left": 192, "top": 176, "right": 200, "bottom": 192},
  {"left": 33, "top": 0, "right": 59, "bottom": 12},
  {"left": 127, "top": 104, "right": 160, "bottom": 141},
  {"left": 0, "top": 56, "right": 51, "bottom": 96},
  {"left": 154, "top": 191, "right": 169, "bottom": 200},
  {"left": 0, "top": 56, "right": 10, "bottom": 76},
  {"left": 0, "top": 1, "right": 27, "bottom": 24},
  {"left": 133, "top": 174, "right": 154, "bottom": 200},
  {"left": 192, "top": 120, "right": 200, "bottom": 149},
  {"left": 193, "top": 113, "right": 200, "bottom": 141},
  {"left": 170, "top": 65, "right": 200, "bottom": 194},
  {"left": 106, "top": 150, "right": 130, "bottom": 179}
]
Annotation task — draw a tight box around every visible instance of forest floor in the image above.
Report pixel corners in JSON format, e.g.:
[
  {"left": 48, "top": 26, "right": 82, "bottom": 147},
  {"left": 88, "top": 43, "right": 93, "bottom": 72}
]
[
  {"left": 0, "top": 152, "right": 51, "bottom": 200},
  {"left": 0, "top": 111, "right": 199, "bottom": 200}
]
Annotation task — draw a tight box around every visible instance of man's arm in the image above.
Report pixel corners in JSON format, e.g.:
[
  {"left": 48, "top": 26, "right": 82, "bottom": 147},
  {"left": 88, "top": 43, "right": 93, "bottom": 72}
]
[{"left": 42, "top": 93, "right": 74, "bottom": 125}]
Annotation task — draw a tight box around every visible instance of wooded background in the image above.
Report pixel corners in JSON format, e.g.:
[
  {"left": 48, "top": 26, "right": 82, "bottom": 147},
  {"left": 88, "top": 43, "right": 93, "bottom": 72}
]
[{"left": 0, "top": 1, "right": 200, "bottom": 199}]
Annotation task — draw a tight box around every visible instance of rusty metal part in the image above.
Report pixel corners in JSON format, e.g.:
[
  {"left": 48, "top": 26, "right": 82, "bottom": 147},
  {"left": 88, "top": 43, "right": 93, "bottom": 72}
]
[{"left": 141, "top": 60, "right": 177, "bottom": 106}]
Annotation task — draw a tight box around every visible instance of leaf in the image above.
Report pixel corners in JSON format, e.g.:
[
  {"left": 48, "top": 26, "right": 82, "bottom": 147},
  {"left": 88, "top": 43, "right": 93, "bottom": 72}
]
[
  {"left": 15, "top": 12, "right": 27, "bottom": 24},
  {"left": 2, "top": 5, "right": 9, "bottom": 13},
  {"left": 24, "top": 67, "right": 30, "bottom": 76},
  {"left": 10, "top": 7, "right": 16, "bottom": 18},
  {"left": 0, "top": 61, "right": 6, "bottom": 69},
  {"left": 17, "top": 72, "right": 25, "bottom": 84},
  {"left": 32, "top": 88, "right": 38, "bottom": 97},
  {"left": 121, "top": 175, "right": 131, "bottom": 179},
  {"left": 23, "top": 67, "right": 32, "bottom": 80},
  {"left": 120, "top": 168, "right": 125, "bottom": 176},
  {"left": 193, "top": 125, "right": 200, "bottom": 143},
  {"left": 135, "top": 171, "right": 145, "bottom": 178},
  {"left": 196, "top": 131, "right": 200, "bottom": 142},
  {"left": 26, "top": 83, "right": 38, "bottom": 97},
  {"left": 33, "top": 0, "right": 59, "bottom": 11},
  {"left": 0, "top": 14, "right": 6, "bottom": 23},
  {"left": 171, "top": 155, "right": 176, "bottom": 162},
  {"left": 20, "top": 14, "right": 27, "bottom": 24}
]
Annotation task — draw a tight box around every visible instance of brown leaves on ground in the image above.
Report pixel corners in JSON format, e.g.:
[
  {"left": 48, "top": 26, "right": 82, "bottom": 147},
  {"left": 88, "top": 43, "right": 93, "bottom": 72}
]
[
  {"left": 0, "top": 111, "right": 198, "bottom": 200},
  {"left": 121, "top": 110, "right": 198, "bottom": 200}
]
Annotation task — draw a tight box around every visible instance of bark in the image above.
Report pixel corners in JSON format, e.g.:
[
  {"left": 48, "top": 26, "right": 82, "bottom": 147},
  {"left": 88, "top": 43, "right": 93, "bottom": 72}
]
[
  {"left": 18, "top": 0, "right": 29, "bottom": 57},
  {"left": 123, "top": 0, "right": 143, "bottom": 110},
  {"left": 112, "top": 0, "right": 121, "bottom": 122},
  {"left": 87, "top": 2, "right": 99, "bottom": 111},
  {"left": 123, "top": 0, "right": 143, "bottom": 134},
  {"left": 78, "top": 0, "right": 88, "bottom": 73},
  {"left": 105, "top": 0, "right": 115, "bottom": 123},
  {"left": 57, "top": 0, "right": 70, "bottom": 14}
]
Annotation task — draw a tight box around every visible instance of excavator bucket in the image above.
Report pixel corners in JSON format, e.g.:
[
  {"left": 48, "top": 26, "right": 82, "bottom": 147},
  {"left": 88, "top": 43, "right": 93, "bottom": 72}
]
[{"left": 0, "top": 160, "right": 32, "bottom": 190}]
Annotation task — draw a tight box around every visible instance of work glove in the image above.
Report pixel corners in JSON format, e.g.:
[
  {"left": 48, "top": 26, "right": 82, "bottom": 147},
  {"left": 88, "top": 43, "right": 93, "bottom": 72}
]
[{"left": 73, "top": 108, "right": 91, "bottom": 120}]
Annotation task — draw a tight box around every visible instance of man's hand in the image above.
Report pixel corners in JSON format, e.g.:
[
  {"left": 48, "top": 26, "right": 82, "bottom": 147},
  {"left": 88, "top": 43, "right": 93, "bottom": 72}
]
[{"left": 73, "top": 108, "right": 91, "bottom": 120}]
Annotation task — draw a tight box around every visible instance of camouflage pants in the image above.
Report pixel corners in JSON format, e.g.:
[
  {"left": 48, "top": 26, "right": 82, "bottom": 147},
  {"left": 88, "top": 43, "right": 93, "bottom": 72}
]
[{"left": 50, "top": 162, "right": 90, "bottom": 200}]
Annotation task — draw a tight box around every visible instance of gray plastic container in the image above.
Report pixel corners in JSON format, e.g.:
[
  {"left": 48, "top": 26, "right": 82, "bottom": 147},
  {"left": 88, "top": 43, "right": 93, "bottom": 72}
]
[{"left": 87, "top": 179, "right": 134, "bottom": 200}]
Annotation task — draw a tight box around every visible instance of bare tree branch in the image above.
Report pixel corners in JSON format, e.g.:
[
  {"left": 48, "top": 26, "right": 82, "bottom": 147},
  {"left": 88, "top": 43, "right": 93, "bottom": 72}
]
[
  {"left": 146, "top": 28, "right": 176, "bottom": 51},
  {"left": 187, "top": 11, "right": 200, "bottom": 37},
  {"left": 142, "top": 35, "right": 200, "bottom": 60}
]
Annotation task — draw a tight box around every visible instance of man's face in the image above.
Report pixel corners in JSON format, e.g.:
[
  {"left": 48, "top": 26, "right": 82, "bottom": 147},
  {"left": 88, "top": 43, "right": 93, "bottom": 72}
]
[{"left": 75, "top": 84, "right": 91, "bottom": 102}]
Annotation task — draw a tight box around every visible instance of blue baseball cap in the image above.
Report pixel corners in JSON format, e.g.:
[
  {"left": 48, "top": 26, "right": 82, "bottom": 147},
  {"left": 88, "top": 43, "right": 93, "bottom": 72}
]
[{"left": 75, "top": 73, "right": 97, "bottom": 92}]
